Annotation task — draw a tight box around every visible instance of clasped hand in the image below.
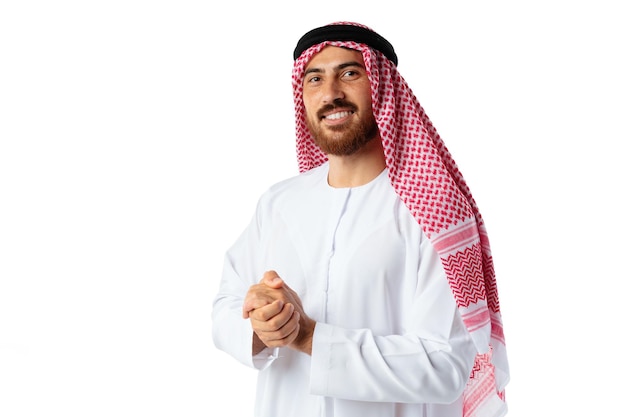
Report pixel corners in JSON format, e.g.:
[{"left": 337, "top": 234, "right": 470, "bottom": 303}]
[{"left": 243, "top": 270, "right": 315, "bottom": 355}]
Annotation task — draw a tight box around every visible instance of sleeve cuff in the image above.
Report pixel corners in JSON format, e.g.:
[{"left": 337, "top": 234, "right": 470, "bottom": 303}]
[
  {"left": 309, "top": 322, "right": 333, "bottom": 395},
  {"left": 252, "top": 346, "right": 281, "bottom": 370}
]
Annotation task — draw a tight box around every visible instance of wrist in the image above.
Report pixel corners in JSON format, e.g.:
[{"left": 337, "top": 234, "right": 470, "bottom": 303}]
[
  {"left": 252, "top": 332, "right": 267, "bottom": 356},
  {"left": 292, "top": 318, "right": 316, "bottom": 355}
]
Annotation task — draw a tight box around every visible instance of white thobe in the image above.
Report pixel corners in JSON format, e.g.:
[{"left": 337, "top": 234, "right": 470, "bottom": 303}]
[{"left": 212, "top": 163, "right": 478, "bottom": 417}]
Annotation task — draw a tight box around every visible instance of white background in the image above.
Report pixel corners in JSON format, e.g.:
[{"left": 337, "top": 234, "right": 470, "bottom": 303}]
[{"left": 1, "top": 1, "right": 624, "bottom": 416}]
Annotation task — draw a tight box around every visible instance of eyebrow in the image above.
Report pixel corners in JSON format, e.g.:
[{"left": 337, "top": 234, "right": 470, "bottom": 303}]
[{"left": 304, "top": 61, "right": 365, "bottom": 76}]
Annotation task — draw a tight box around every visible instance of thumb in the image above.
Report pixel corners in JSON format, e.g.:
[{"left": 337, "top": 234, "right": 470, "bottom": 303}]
[{"left": 262, "top": 270, "right": 284, "bottom": 288}]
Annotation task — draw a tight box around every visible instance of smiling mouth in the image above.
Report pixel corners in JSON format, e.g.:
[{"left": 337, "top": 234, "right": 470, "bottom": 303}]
[{"left": 323, "top": 110, "right": 353, "bottom": 120}]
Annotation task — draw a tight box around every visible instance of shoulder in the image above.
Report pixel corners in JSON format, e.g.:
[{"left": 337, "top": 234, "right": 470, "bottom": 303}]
[
  {"left": 249, "top": 164, "right": 328, "bottom": 227},
  {"left": 260, "top": 163, "right": 328, "bottom": 205}
]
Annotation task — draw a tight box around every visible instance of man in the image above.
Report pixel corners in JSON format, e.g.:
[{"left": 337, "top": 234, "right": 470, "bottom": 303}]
[{"left": 212, "top": 22, "right": 509, "bottom": 417}]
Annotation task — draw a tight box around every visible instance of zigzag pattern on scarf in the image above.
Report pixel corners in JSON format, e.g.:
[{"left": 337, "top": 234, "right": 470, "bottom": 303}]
[
  {"left": 464, "top": 350, "right": 507, "bottom": 417},
  {"left": 441, "top": 244, "right": 487, "bottom": 308}
]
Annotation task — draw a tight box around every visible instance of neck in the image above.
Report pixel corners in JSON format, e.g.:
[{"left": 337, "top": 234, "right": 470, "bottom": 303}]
[{"left": 326, "top": 137, "right": 387, "bottom": 188}]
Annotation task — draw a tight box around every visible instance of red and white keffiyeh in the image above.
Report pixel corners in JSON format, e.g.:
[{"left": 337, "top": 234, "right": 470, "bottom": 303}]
[{"left": 291, "top": 22, "right": 510, "bottom": 417}]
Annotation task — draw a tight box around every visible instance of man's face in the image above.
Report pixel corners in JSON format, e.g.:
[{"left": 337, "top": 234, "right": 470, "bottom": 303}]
[{"left": 302, "top": 46, "right": 378, "bottom": 156}]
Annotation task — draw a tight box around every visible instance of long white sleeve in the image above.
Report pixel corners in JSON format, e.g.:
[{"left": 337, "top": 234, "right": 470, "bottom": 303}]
[
  {"left": 309, "top": 232, "right": 476, "bottom": 403},
  {"left": 211, "top": 208, "right": 279, "bottom": 370}
]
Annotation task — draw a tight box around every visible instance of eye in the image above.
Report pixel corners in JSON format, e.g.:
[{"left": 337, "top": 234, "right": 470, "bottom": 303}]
[
  {"left": 305, "top": 75, "right": 322, "bottom": 84},
  {"left": 342, "top": 69, "right": 361, "bottom": 80}
]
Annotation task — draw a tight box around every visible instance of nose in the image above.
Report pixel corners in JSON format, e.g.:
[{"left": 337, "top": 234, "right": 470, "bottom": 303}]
[{"left": 321, "top": 79, "right": 345, "bottom": 104}]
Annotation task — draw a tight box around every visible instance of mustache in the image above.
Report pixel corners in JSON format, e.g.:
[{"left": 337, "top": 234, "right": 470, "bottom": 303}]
[{"left": 316, "top": 99, "right": 357, "bottom": 118}]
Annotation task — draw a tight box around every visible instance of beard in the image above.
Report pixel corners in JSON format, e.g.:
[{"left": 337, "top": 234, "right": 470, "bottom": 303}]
[{"left": 306, "top": 100, "right": 379, "bottom": 156}]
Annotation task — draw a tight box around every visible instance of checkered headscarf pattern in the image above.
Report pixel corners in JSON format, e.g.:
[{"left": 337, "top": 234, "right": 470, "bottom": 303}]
[{"left": 291, "top": 22, "right": 509, "bottom": 417}]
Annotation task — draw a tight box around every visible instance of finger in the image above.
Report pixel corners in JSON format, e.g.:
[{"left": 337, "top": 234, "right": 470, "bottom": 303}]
[
  {"left": 243, "top": 290, "right": 282, "bottom": 317},
  {"left": 262, "top": 270, "right": 284, "bottom": 289},
  {"left": 243, "top": 282, "right": 283, "bottom": 318},
  {"left": 250, "top": 302, "right": 294, "bottom": 330},
  {"left": 254, "top": 311, "right": 301, "bottom": 347}
]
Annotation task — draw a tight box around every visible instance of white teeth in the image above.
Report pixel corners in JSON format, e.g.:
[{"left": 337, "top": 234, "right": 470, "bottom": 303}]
[{"left": 325, "top": 111, "right": 351, "bottom": 120}]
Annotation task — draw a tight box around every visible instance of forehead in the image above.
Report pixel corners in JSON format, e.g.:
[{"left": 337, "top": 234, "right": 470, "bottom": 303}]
[{"left": 304, "top": 46, "right": 365, "bottom": 71}]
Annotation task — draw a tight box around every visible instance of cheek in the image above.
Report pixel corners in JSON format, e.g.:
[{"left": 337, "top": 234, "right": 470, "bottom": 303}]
[
  {"left": 359, "top": 90, "right": 373, "bottom": 110},
  {"left": 302, "top": 92, "right": 315, "bottom": 111},
  {"left": 304, "top": 109, "right": 317, "bottom": 130},
  {"left": 302, "top": 98, "right": 317, "bottom": 120}
]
